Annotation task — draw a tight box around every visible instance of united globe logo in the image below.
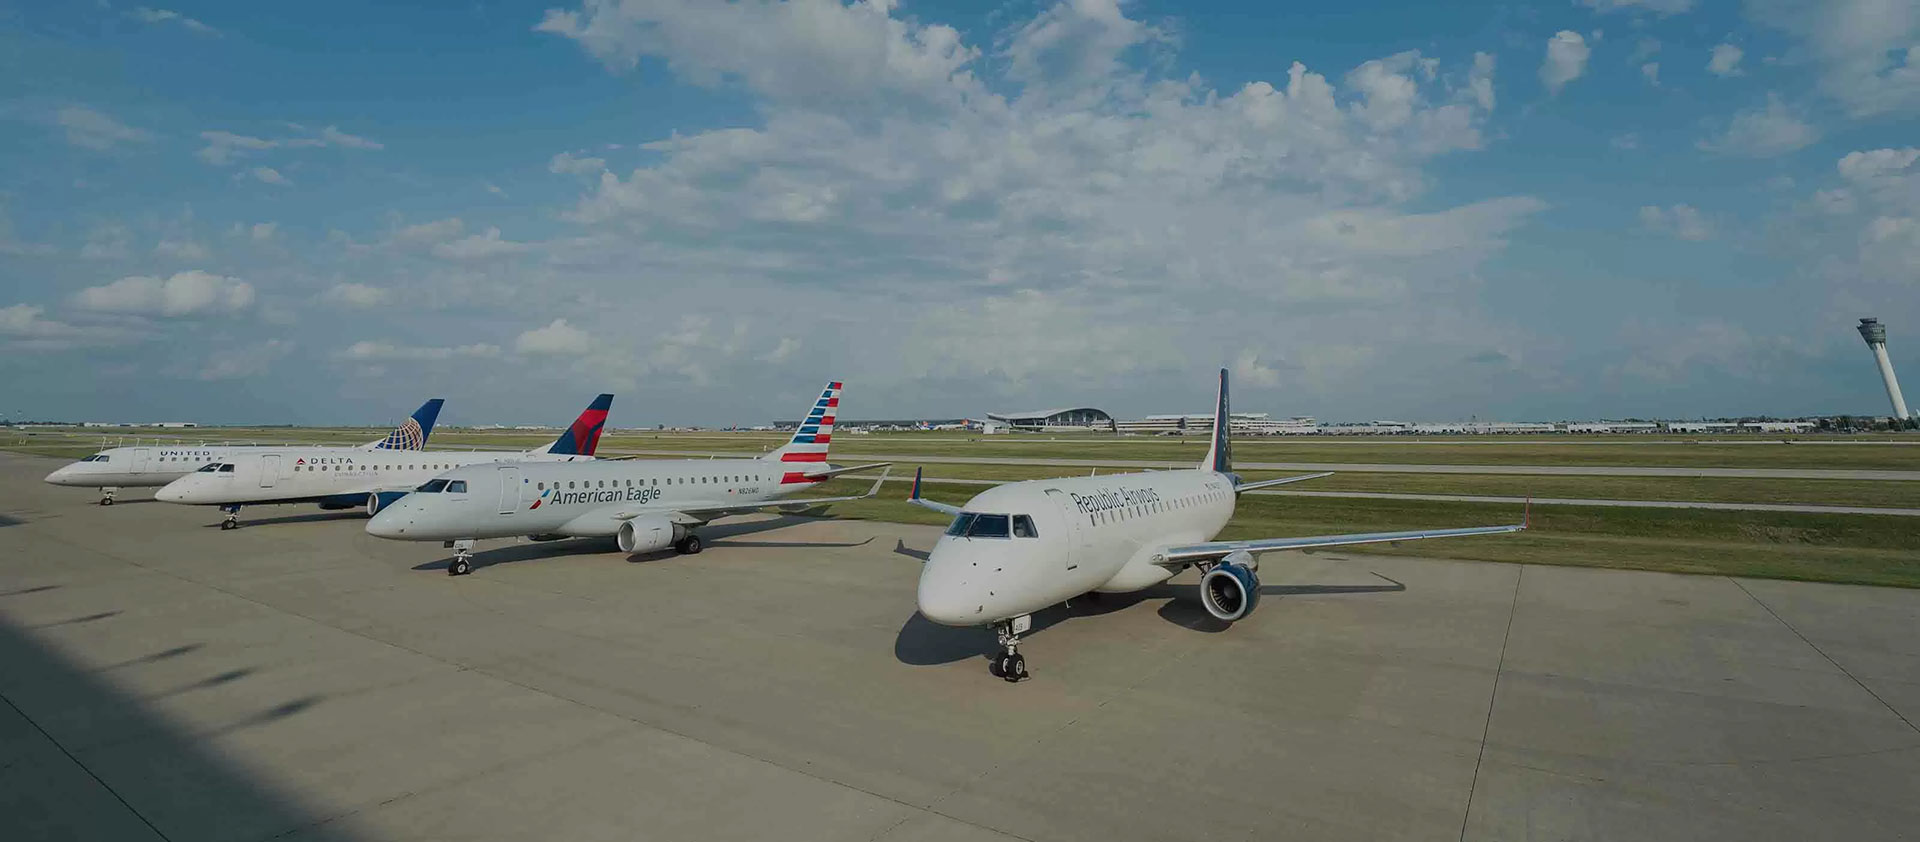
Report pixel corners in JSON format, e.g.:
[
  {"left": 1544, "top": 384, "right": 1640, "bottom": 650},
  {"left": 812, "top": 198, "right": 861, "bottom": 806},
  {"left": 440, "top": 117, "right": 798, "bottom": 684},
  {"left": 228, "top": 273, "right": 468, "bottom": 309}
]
[{"left": 380, "top": 418, "right": 425, "bottom": 450}]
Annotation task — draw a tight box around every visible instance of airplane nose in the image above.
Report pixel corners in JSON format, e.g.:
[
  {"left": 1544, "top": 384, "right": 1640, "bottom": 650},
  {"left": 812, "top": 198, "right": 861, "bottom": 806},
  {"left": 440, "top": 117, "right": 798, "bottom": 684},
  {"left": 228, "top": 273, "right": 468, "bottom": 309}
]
[
  {"left": 43, "top": 468, "right": 71, "bottom": 485},
  {"left": 365, "top": 507, "right": 409, "bottom": 539},
  {"left": 154, "top": 484, "right": 187, "bottom": 503},
  {"left": 916, "top": 550, "right": 986, "bottom": 626}
]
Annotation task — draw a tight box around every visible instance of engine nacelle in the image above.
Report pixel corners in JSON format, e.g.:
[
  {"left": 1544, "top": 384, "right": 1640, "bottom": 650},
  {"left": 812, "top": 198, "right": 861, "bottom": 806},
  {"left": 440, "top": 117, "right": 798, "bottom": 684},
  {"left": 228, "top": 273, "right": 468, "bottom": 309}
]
[
  {"left": 616, "top": 516, "right": 682, "bottom": 554},
  {"left": 1199, "top": 552, "right": 1261, "bottom": 622},
  {"left": 365, "top": 491, "right": 409, "bottom": 516}
]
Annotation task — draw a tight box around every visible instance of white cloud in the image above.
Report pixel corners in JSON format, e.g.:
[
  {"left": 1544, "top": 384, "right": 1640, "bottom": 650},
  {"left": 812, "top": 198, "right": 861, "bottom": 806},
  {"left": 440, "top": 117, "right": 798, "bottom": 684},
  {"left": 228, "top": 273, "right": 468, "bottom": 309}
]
[
  {"left": 1541, "top": 31, "right": 1590, "bottom": 96},
  {"left": 324, "top": 283, "right": 390, "bottom": 308},
  {"left": 80, "top": 223, "right": 132, "bottom": 260},
  {"left": 1612, "top": 132, "right": 1641, "bottom": 150},
  {"left": 132, "top": 7, "right": 217, "bottom": 34},
  {"left": 248, "top": 166, "right": 290, "bottom": 185},
  {"left": 1641, "top": 62, "right": 1661, "bottom": 86},
  {"left": 515, "top": 318, "right": 592, "bottom": 355},
  {"left": 1697, "top": 94, "right": 1819, "bottom": 157},
  {"left": 199, "top": 340, "right": 292, "bottom": 380},
  {"left": 760, "top": 336, "right": 802, "bottom": 363},
  {"left": 1638, "top": 204, "right": 1712, "bottom": 240},
  {"left": 197, "top": 125, "right": 381, "bottom": 165},
  {"left": 74, "top": 270, "right": 255, "bottom": 316},
  {"left": 432, "top": 227, "right": 529, "bottom": 259},
  {"left": 485, "top": 182, "right": 508, "bottom": 197},
  {"left": 1837, "top": 147, "right": 1920, "bottom": 186},
  {"left": 56, "top": 105, "right": 152, "bottom": 151},
  {"left": 1746, "top": 0, "right": 1920, "bottom": 118},
  {"left": 549, "top": 151, "right": 606, "bottom": 175},
  {"left": 250, "top": 222, "right": 278, "bottom": 241},
  {"left": 154, "top": 239, "right": 210, "bottom": 260},
  {"left": 1579, "top": 0, "right": 1695, "bottom": 14},
  {"left": 1707, "top": 43, "right": 1744, "bottom": 77},
  {"left": 339, "top": 340, "right": 500, "bottom": 361},
  {"left": 0, "top": 304, "right": 137, "bottom": 350},
  {"left": 393, "top": 217, "right": 465, "bottom": 245}
]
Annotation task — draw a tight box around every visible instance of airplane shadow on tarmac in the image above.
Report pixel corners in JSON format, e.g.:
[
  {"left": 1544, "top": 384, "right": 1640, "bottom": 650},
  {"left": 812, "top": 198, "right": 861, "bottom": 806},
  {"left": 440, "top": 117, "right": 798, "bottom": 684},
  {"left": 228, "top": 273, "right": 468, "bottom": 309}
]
[
  {"left": 208, "top": 511, "right": 367, "bottom": 529},
  {"left": 893, "top": 572, "right": 1406, "bottom": 666},
  {"left": 411, "top": 513, "right": 862, "bottom": 573}
]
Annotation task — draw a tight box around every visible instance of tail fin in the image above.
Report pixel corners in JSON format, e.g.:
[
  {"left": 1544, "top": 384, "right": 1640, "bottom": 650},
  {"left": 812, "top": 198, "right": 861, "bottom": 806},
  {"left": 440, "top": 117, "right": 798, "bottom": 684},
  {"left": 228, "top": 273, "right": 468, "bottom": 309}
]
[
  {"left": 539, "top": 393, "right": 614, "bottom": 457},
  {"left": 764, "top": 380, "right": 841, "bottom": 484},
  {"left": 1200, "top": 368, "right": 1230, "bottom": 473},
  {"left": 371, "top": 398, "right": 444, "bottom": 450}
]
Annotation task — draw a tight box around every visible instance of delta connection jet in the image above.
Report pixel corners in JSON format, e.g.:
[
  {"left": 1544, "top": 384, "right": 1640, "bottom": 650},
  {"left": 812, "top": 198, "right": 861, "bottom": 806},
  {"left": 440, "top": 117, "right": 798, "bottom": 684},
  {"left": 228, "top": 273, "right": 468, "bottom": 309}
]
[
  {"left": 42, "top": 398, "right": 446, "bottom": 506},
  {"left": 156, "top": 394, "right": 614, "bottom": 530},
  {"left": 907, "top": 369, "right": 1528, "bottom": 682},
  {"left": 366, "top": 381, "right": 890, "bottom": 576}
]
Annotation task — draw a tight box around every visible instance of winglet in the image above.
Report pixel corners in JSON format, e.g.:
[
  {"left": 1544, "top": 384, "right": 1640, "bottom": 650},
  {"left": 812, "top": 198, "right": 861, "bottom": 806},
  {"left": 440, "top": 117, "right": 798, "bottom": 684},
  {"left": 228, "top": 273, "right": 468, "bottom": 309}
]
[
  {"left": 908, "top": 466, "right": 924, "bottom": 501},
  {"left": 1523, "top": 495, "right": 1532, "bottom": 530}
]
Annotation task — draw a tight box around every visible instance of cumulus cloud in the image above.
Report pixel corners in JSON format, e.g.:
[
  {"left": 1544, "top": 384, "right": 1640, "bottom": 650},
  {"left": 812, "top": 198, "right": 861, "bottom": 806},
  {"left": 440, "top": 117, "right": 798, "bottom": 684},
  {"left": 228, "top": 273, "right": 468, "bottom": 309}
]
[
  {"left": 248, "top": 166, "right": 290, "bottom": 185},
  {"left": 1747, "top": 0, "right": 1920, "bottom": 118},
  {"left": 1707, "top": 43, "right": 1744, "bottom": 77},
  {"left": 1638, "top": 204, "right": 1712, "bottom": 240},
  {"left": 131, "top": 7, "right": 217, "bottom": 34},
  {"left": 1541, "top": 31, "right": 1590, "bottom": 95},
  {"left": 56, "top": 105, "right": 152, "bottom": 151},
  {"left": 73, "top": 270, "right": 255, "bottom": 316},
  {"left": 432, "top": 227, "right": 529, "bottom": 259},
  {"left": 1697, "top": 94, "right": 1819, "bottom": 157},
  {"left": 515, "top": 318, "right": 592, "bottom": 355},
  {"left": 549, "top": 151, "right": 606, "bottom": 175},
  {"left": 339, "top": 340, "right": 500, "bottom": 361},
  {"left": 324, "top": 283, "right": 390, "bottom": 308}
]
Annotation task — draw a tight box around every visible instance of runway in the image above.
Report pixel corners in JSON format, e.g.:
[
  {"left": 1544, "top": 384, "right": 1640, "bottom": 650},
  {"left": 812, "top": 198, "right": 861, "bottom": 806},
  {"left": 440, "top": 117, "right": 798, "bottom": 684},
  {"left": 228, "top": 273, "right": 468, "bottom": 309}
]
[
  {"left": 2, "top": 452, "right": 1917, "bottom": 841},
  {"left": 604, "top": 448, "right": 1920, "bottom": 481}
]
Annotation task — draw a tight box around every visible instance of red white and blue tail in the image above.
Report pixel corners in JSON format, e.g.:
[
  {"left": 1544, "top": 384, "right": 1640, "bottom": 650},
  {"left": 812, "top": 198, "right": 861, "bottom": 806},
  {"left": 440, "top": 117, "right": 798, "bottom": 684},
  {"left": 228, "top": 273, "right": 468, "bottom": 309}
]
[{"left": 765, "top": 380, "right": 840, "bottom": 484}]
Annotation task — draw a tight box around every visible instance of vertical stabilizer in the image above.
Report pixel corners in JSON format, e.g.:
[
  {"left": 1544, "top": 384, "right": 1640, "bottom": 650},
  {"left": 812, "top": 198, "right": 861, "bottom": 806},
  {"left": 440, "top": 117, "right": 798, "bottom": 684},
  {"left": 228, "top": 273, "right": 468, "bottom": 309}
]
[
  {"left": 371, "top": 398, "right": 444, "bottom": 450},
  {"left": 539, "top": 393, "right": 614, "bottom": 457},
  {"left": 764, "top": 381, "right": 842, "bottom": 484},
  {"left": 1200, "top": 368, "right": 1231, "bottom": 473}
]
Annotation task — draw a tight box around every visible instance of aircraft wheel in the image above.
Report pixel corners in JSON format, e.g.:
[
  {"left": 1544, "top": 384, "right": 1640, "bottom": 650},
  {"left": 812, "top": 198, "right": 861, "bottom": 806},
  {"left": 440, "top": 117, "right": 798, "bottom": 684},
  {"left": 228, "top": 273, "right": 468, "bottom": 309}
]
[
  {"left": 677, "top": 535, "right": 703, "bottom": 555},
  {"left": 99, "top": 497, "right": 114, "bottom": 507},
  {"left": 1006, "top": 654, "right": 1028, "bottom": 682},
  {"left": 448, "top": 557, "right": 472, "bottom": 576},
  {"left": 989, "top": 656, "right": 1005, "bottom": 678}
]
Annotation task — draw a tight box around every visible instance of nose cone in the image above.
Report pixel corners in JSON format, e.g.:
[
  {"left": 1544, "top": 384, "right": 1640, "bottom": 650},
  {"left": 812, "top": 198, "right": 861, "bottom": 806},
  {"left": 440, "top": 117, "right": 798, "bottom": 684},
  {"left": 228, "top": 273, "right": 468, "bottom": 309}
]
[
  {"left": 917, "top": 544, "right": 987, "bottom": 626},
  {"left": 365, "top": 504, "right": 411, "bottom": 539},
  {"left": 43, "top": 466, "right": 76, "bottom": 486},
  {"left": 154, "top": 481, "right": 191, "bottom": 504}
]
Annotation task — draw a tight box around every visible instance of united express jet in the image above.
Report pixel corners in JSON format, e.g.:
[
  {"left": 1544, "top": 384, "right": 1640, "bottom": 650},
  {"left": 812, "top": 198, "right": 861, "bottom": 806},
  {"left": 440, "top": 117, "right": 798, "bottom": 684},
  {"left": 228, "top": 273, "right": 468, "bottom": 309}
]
[
  {"left": 41, "top": 398, "right": 446, "bottom": 506},
  {"left": 155, "top": 394, "right": 613, "bottom": 529},
  {"left": 365, "top": 381, "right": 889, "bottom": 576},
  {"left": 908, "top": 369, "right": 1528, "bottom": 682}
]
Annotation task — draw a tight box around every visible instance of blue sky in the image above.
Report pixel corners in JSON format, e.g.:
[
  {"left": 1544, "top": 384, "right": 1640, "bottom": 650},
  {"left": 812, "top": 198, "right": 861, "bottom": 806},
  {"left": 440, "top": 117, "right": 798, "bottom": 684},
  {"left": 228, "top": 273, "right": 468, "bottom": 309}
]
[{"left": 3, "top": 0, "right": 1918, "bottom": 426}]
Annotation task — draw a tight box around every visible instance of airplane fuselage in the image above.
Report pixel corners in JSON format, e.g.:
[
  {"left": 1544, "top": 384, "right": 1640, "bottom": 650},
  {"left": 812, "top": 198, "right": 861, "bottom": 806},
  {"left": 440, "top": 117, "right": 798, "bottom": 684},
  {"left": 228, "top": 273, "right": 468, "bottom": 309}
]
[
  {"left": 43, "top": 445, "right": 254, "bottom": 490},
  {"left": 366, "top": 457, "right": 826, "bottom": 541},
  {"left": 916, "top": 469, "right": 1237, "bottom": 627},
  {"left": 153, "top": 447, "right": 582, "bottom": 509}
]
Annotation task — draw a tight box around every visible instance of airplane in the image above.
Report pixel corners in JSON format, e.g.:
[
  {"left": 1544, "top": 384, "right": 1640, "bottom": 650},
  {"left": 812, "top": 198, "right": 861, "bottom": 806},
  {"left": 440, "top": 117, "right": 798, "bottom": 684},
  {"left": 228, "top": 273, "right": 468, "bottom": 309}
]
[
  {"left": 155, "top": 394, "right": 613, "bottom": 530},
  {"left": 365, "top": 380, "right": 891, "bottom": 576},
  {"left": 907, "top": 369, "right": 1528, "bottom": 682},
  {"left": 42, "top": 398, "right": 446, "bottom": 506}
]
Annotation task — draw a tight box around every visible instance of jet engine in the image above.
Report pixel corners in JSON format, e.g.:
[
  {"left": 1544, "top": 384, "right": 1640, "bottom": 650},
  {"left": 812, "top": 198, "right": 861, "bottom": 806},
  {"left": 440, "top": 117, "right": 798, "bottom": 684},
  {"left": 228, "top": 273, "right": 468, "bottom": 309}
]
[
  {"left": 616, "top": 516, "right": 681, "bottom": 554},
  {"left": 1199, "top": 551, "right": 1261, "bottom": 622},
  {"left": 365, "top": 491, "right": 409, "bottom": 516}
]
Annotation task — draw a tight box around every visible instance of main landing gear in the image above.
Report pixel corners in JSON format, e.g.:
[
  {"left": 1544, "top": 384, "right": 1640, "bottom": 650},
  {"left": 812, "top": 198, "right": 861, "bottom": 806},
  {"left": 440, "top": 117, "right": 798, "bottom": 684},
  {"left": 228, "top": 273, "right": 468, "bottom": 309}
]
[
  {"left": 446, "top": 539, "right": 475, "bottom": 576},
  {"left": 987, "top": 615, "right": 1032, "bottom": 683},
  {"left": 674, "top": 534, "right": 703, "bottom": 555},
  {"left": 218, "top": 504, "right": 242, "bottom": 530},
  {"left": 99, "top": 487, "right": 118, "bottom": 506}
]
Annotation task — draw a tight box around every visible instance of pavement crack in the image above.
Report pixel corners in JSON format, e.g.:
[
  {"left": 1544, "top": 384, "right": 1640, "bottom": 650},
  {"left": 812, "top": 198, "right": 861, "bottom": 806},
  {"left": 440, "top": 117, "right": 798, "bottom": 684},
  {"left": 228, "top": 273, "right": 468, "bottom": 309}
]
[
  {"left": 1459, "top": 563, "right": 1522, "bottom": 842},
  {"left": 1731, "top": 577, "right": 1920, "bottom": 737}
]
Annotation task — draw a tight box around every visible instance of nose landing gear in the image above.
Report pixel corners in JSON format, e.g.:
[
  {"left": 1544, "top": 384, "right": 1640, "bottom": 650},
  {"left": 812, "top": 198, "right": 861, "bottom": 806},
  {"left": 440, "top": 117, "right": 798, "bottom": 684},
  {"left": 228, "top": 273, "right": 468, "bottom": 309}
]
[
  {"left": 218, "top": 505, "right": 242, "bottom": 530},
  {"left": 988, "top": 616, "right": 1032, "bottom": 683},
  {"left": 100, "top": 487, "right": 118, "bottom": 506},
  {"left": 446, "top": 539, "right": 475, "bottom": 576}
]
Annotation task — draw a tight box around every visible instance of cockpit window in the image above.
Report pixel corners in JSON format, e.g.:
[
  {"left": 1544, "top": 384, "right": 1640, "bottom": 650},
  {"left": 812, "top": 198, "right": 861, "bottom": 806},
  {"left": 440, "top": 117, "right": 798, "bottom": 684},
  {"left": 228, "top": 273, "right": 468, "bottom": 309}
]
[
  {"left": 944, "top": 513, "right": 977, "bottom": 537},
  {"left": 218, "top": 464, "right": 235, "bottom": 473},
  {"left": 446, "top": 480, "right": 467, "bottom": 493},
  {"left": 197, "top": 463, "right": 221, "bottom": 472},
  {"left": 83, "top": 454, "right": 109, "bottom": 462},
  {"left": 416, "top": 479, "right": 450, "bottom": 493},
  {"left": 967, "top": 514, "right": 1011, "bottom": 538},
  {"left": 1012, "top": 515, "right": 1037, "bottom": 538}
]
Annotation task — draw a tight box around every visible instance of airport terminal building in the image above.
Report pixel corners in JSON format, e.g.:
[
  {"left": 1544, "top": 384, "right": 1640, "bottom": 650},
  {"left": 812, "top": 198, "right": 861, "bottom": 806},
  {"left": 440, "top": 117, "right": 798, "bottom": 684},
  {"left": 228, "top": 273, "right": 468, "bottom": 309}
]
[{"left": 984, "top": 407, "right": 1116, "bottom": 432}]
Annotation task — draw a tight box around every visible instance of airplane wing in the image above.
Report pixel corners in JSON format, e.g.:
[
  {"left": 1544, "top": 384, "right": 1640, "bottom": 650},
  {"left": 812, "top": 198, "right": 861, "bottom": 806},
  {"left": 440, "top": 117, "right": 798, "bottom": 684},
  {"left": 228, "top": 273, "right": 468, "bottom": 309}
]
[
  {"left": 803, "top": 461, "right": 893, "bottom": 480},
  {"left": 905, "top": 467, "right": 962, "bottom": 516},
  {"left": 1234, "top": 471, "right": 1333, "bottom": 493},
  {"left": 608, "top": 467, "right": 890, "bottom": 523},
  {"left": 1156, "top": 506, "right": 1529, "bottom": 567}
]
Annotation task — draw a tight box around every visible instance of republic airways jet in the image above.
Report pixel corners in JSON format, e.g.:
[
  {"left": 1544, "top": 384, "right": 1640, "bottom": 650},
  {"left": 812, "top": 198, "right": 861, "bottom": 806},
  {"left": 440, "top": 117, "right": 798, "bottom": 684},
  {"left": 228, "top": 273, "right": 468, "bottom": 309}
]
[
  {"left": 365, "top": 381, "right": 890, "bottom": 576},
  {"left": 42, "top": 398, "right": 445, "bottom": 506},
  {"left": 155, "top": 394, "right": 613, "bottom": 530},
  {"left": 908, "top": 369, "right": 1528, "bottom": 682}
]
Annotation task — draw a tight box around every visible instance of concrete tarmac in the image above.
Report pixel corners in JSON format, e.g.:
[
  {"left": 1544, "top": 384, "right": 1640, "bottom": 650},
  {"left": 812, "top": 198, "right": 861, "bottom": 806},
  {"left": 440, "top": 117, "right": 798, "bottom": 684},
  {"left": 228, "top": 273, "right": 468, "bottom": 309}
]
[{"left": 2, "top": 452, "right": 1917, "bottom": 841}]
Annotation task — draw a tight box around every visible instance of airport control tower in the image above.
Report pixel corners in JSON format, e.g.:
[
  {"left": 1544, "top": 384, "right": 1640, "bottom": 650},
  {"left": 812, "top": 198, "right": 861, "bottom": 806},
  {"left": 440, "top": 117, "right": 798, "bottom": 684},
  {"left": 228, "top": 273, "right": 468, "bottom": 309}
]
[{"left": 1857, "top": 318, "right": 1912, "bottom": 419}]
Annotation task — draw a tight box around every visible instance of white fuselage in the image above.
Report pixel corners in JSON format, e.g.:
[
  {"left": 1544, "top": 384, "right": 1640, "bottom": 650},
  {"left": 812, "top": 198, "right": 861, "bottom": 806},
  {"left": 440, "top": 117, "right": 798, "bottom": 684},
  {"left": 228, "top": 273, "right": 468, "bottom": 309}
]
[
  {"left": 365, "top": 458, "right": 823, "bottom": 541},
  {"left": 916, "top": 469, "right": 1237, "bottom": 627},
  {"left": 153, "top": 447, "right": 580, "bottom": 507},
  {"left": 42, "top": 445, "right": 260, "bottom": 490}
]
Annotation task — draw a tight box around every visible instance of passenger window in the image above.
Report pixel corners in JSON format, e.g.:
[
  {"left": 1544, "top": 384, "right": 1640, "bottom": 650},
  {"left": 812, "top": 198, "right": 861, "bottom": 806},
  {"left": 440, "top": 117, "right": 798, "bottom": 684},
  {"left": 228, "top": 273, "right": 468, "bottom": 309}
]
[
  {"left": 1012, "top": 515, "right": 1037, "bottom": 538},
  {"left": 538, "top": 483, "right": 544, "bottom": 490},
  {"left": 568, "top": 482, "right": 576, "bottom": 489},
  {"left": 447, "top": 480, "right": 467, "bottom": 493},
  {"left": 968, "top": 514, "right": 1011, "bottom": 538}
]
